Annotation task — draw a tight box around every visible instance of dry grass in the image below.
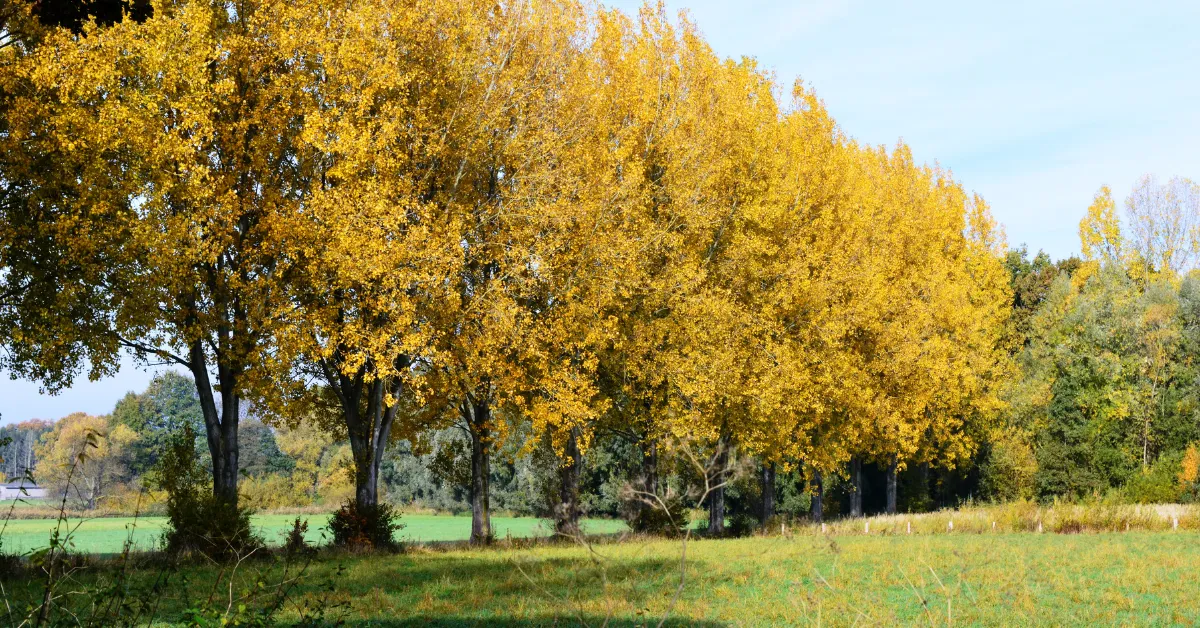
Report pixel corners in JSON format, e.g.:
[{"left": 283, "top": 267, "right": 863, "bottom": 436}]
[{"left": 798, "top": 501, "right": 1200, "bottom": 537}]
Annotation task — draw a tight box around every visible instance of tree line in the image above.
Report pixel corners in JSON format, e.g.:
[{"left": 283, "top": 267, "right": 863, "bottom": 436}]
[{"left": 5, "top": 0, "right": 1191, "bottom": 548}]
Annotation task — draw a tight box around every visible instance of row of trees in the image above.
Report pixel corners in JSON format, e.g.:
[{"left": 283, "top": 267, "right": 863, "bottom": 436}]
[
  {"left": 0, "top": 371, "right": 973, "bottom": 524},
  {"left": 14, "top": 177, "right": 1200, "bottom": 523},
  {"left": 1, "top": 0, "right": 1011, "bottom": 544}
]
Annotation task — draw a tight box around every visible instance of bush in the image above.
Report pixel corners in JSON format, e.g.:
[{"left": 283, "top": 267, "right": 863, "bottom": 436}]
[
  {"left": 726, "top": 512, "right": 758, "bottom": 538},
  {"left": 152, "top": 426, "right": 261, "bottom": 558},
  {"left": 1180, "top": 444, "right": 1200, "bottom": 502},
  {"left": 981, "top": 428, "right": 1037, "bottom": 502},
  {"left": 328, "top": 500, "right": 403, "bottom": 550},
  {"left": 240, "top": 473, "right": 312, "bottom": 510},
  {"left": 1122, "top": 452, "right": 1185, "bottom": 504},
  {"left": 622, "top": 490, "right": 689, "bottom": 537},
  {"left": 284, "top": 516, "right": 313, "bottom": 556}
]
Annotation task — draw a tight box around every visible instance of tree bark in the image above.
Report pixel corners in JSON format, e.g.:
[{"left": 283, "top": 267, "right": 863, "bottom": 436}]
[
  {"left": 637, "top": 437, "right": 659, "bottom": 516},
  {"left": 642, "top": 439, "right": 659, "bottom": 497},
  {"left": 322, "top": 353, "right": 409, "bottom": 517},
  {"left": 189, "top": 338, "right": 240, "bottom": 509},
  {"left": 555, "top": 428, "right": 582, "bottom": 538},
  {"left": 467, "top": 395, "right": 492, "bottom": 545},
  {"left": 760, "top": 461, "right": 776, "bottom": 524},
  {"left": 811, "top": 470, "right": 823, "bottom": 523},
  {"left": 886, "top": 456, "right": 898, "bottom": 515},
  {"left": 849, "top": 457, "right": 863, "bottom": 518},
  {"left": 707, "top": 481, "right": 725, "bottom": 536},
  {"left": 707, "top": 433, "right": 731, "bottom": 536}
]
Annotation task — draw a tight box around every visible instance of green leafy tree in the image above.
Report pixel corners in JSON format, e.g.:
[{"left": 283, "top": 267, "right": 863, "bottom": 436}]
[{"left": 110, "top": 371, "right": 204, "bottom": 475}]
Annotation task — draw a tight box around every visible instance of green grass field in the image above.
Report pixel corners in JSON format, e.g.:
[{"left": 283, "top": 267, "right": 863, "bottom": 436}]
[
  {"left": 0, "top": 513, "right": 628, "bottom": 554},
  {"left": 4, "top": 530, "right": 1199, "bottom": 624}
]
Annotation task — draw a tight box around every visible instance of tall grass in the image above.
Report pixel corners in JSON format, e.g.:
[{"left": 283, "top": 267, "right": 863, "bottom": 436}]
[{"left": 778, "top": 500, "right": 1200, "bottom": 536}]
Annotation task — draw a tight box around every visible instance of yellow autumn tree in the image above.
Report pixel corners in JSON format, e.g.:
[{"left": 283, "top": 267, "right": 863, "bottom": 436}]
[
  {"left": 3, "top": 0, "right": 333, "bottom": 519},
  {"left": 35, "top": 413, "right": 137, "bottom": 510},
  {"left": 832, "top": 146, "right": 1010, "bottom": 516},
  {"left": 1080, "top": 185, "right": 1124, "bottom": 265}
]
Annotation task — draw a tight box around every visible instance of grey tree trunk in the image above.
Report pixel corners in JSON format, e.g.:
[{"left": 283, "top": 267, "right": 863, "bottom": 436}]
[
  {"left": 886, "top": 456, "right": 898, "bottom": 515},
  {"left": 707, "top": 433, "right": 731, "bottom": 536},
  {"left": 760, "top": 461, "right": 776, "bottom": 524},
  {"left": 811, "top": 470, "right": 823, "bottom": 523},
  {"left": 849, "top": 457, "right": 863, "bottom": 518},
  {"left": 321, "top": 355, "right": 407, "bottom": 516},
  {"left": 642, "top": 439, "right": 659, "bottom": 497},
  {"left": 351, "top": 379, "right": 401, "bottom": 511},
  {"left": 555, "top": 428, "right": 582, "bottom": 538},
  {"left": 190, "top": 339, "right": 240, "bottom": 509},
  {"left": 467, "top": 396, "right": 492, "bottom": 545},
  {"left": 707, "top": 481, "right": 726, "bottom": 536}
]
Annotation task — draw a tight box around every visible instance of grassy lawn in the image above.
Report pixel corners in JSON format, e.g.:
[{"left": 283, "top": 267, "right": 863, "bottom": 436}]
[
  {"left": 4, "top": 531, "right": 1199, "bottom": 624},
  {"left": 0, "top": 513, "right": 628, "bottom": 554}
]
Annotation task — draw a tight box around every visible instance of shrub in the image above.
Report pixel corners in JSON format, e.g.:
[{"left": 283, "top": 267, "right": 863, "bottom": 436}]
[
  {"left": 284, "top": 516, "right": 313, "bottom": 556},
  {"left": 1179, "top": 444, "right": 1200, "bottom": 502},
  {"left": 240, "top": 473, "right": 312, "bottom": 510},
  {"left": 622, "top": 489, "right": 689, "bottom": 537},
  {"left": 151, "top": 425, "right": 261, "bottom": 558},
  {"left": 981, "top": 428, "right": 1037, "bottom": 502},
  {"left": 1122, "top": 452, "right": 1185, "bottom": 504},
  {"left": 726, "top": 512, "right": 758, "bottom": 538},
  {"left": 0, "top": 543, "right": 22, "bottom": 579},
  {"left": 328, "top": 500, "right": 402, "bottom": 550}
]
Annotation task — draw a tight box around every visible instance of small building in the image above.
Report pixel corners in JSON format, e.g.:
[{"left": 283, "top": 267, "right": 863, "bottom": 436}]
[{"left": 0, "top": 480, "right": 47, "bottom": 500}]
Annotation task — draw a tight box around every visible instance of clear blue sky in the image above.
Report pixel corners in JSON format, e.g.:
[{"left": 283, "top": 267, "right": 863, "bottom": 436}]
[{"left": 3, "top": 0, "right": 1198, "bottom": 425}]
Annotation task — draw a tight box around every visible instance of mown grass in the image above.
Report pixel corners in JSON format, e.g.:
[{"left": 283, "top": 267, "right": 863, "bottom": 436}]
[
  {"left": 4, "top": 530, "right": 1199, "bottom": 625},
  {"left": 0, "top": 514, "right": 628, "bottom": 554}
]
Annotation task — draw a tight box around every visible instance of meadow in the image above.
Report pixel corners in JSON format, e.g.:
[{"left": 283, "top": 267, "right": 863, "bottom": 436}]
[
  {"left": 4, "top": 528, "right": 1199, "bottom": 625},
  {"left": 0, "top": 511, "right": 628, "bottom": 554}
]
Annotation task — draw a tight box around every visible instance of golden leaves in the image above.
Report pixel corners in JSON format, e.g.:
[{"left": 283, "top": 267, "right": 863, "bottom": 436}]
[{"left": 4, "top": 0, "right": 1013, "bottom": 475}]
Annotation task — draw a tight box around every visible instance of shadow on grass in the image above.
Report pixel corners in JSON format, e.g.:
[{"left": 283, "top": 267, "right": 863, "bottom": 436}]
[
  {"left": 304, "top": 553, "right": 690, "bottom": 615},
  {"left": 354, "top": 617, "right": 723, "bottom": 627},
  {"left": 1, "top": 549, "right": 712, "bottom": 624}
]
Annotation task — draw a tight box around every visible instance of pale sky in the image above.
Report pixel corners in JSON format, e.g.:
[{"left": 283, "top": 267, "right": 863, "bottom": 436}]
[{"left": 3, "top": 0, "right": 1198, "bottom": 424}]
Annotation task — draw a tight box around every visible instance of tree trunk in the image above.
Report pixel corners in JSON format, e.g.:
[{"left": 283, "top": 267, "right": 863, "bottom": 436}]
[
  {"left": 811, "top": 470, "right": 823, "bottom": 523},
  {"left": 849, "top": 457, "right": 863, "bottom": 518},
  {"left": 920, "top": 462, "right": 930, "bottom": 509},
  {"left": 189, "top": 339, "right": 240, "bottom": 509},
  {"left": 324, "top": 355, "right": 408, "bottom": 517},
  {"left": 642, "top": 439, "right": 659, "bottom": 497},
  {"left": 707, "top": 433, "right": 731, "bottom": 536},
  {"left": 707, "top": 481, "right": 725, "bottom": 536},
  {"left": 555, "top": 428, "right": 582, "bottom": 538},
  {"left": 467, "top": 396, "right": 492, "bottom": 545},
  {"left": 886, "top": 456, "right": 898, "bottom": 515},
  {"left": 760, "top": 461, "right": 776, "bottom": 524}
]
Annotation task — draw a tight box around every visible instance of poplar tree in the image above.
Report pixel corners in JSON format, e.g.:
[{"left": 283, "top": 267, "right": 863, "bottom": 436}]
[{"left": 3, "top": 0, "right": 317, "bottom": 514}]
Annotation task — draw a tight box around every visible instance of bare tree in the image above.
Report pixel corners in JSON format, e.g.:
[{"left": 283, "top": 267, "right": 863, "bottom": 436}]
[{"left": 1125, "top": 175, "right": 1200, "bottom": 278}]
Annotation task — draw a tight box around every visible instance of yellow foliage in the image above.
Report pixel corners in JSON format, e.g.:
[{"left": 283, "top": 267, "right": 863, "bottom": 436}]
[
  {"left": 3, "top": 0, "right": 1016, "bottom": 497},
  {"left": 1181, "top": 444, "right": 1200, "bottom": 487},
  {"left": 35, "top": 413, "right": 137, "bottom": 509},
  {"left": 240, "top": 474, "right": 313, "bottom": 510},
  {"left": 1080, "top": 185, "right": 1123, "bottom": 263}
]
